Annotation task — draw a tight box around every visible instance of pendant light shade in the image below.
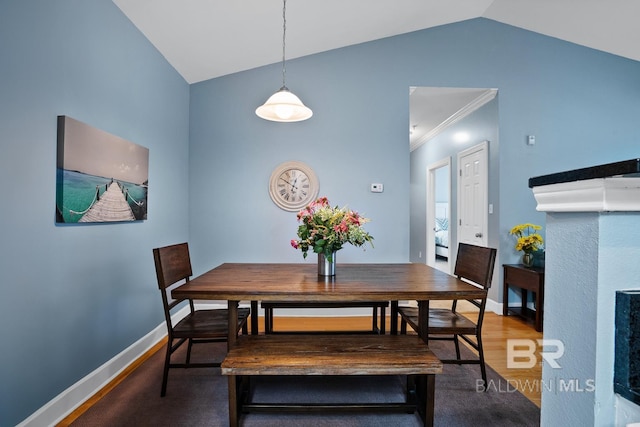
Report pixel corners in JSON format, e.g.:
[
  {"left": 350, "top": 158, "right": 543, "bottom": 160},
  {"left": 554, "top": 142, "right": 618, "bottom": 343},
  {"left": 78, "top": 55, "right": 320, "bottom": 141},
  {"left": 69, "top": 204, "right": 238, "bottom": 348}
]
[
  {"left": 256, "top": 0, "right": 312, "bottom": 122},
  {"left": 256, "top": 86, "right": 313, "bottom": 122}
]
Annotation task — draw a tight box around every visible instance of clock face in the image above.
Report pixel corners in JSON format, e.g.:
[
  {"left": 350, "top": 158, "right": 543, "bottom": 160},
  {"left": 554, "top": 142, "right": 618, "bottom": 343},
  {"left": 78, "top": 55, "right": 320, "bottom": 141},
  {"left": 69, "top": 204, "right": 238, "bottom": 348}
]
[{"left": 269, "top": 161, "right": 319, "bottom": 211}]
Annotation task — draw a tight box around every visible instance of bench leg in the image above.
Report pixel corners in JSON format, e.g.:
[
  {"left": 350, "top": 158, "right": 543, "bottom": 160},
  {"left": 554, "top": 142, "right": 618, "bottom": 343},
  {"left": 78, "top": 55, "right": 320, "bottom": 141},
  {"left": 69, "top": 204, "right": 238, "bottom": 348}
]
[
  {"left": 417, "top": 374, "right": 436, "bottom": 427},
  {"left": 372, "top": 307, "right": 378, "bottom": 333},
  {"left": 264, "top": 308, "right": 273, "bottom": 334},
  {"left": 251, "top": 301, "right": 258, "bottom": 335},
  {"left": 390, "top": 301, "right": 399, "bottom": 334},
  {"left": 228, "top": 375, "right": 238, "bottom": 427}
]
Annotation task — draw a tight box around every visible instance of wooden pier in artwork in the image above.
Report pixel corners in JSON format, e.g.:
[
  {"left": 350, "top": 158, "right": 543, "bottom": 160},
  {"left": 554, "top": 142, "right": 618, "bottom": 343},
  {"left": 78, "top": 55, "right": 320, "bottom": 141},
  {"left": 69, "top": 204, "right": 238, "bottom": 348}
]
[{"left": 79, "top": 181, "right": 135, "bottom": 222}]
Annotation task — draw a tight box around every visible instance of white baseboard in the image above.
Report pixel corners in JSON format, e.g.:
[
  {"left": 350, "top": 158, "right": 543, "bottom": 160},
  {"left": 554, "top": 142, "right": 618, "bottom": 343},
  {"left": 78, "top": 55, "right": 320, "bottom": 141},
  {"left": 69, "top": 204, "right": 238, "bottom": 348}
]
[
  {"left": 486, "top": 298, "right": 502, "bottom": 315},
  {"left": 17, "top": 307, "right": 189, "bottom": 427}
]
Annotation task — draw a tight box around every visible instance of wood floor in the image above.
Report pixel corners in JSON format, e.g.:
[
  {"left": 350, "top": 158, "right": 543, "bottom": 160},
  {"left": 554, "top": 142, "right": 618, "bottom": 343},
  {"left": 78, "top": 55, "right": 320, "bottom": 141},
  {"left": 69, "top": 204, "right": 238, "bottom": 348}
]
[
  {"left": 266, "top": 312, "right": 543, "bottom": 407},
  {"left": 58, "top": 311, "right": 541, "bottom": 426}
]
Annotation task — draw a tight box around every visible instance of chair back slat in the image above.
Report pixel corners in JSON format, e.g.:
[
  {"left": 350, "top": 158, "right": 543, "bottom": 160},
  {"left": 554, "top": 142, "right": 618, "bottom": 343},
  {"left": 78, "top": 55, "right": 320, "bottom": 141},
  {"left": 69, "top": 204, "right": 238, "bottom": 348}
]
[
  {"left": 153, "top": 242, "right": 193, "bottom": 290},
  {"left": 453, "top": 243, "right": 497, "bottom": 290}
]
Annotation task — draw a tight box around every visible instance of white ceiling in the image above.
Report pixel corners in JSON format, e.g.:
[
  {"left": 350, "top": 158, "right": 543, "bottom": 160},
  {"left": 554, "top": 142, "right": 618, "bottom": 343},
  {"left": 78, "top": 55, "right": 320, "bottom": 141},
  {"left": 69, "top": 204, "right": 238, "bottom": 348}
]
[
  {"left": 113, "top": 0, "right": 640, "bottom": 84},
  {"left": 112, "top": 0, "right": 639, "bottom": 145}
]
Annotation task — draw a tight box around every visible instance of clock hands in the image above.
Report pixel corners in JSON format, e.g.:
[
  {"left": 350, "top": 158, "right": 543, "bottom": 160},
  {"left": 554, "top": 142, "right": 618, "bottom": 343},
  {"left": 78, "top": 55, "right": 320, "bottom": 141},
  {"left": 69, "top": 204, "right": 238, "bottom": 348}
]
[{"left": 279, "top": 176, "right": 299, "bottom": 191}]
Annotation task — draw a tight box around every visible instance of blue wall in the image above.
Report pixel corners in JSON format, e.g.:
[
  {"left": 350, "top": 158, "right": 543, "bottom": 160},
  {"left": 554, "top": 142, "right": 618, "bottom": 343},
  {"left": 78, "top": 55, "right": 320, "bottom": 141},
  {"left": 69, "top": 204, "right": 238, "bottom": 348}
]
[
  {"left": 2, "top": 4, "right": 640, "bottom": 424},
  {"left": 188, "top": 18, "right": 640, "bottom": 282},
  {"left": 188, "top": 54, "right": 410, "bottom": 271},
  {"left": 0, "top": 1, "right": 189, "bottom": 425}
]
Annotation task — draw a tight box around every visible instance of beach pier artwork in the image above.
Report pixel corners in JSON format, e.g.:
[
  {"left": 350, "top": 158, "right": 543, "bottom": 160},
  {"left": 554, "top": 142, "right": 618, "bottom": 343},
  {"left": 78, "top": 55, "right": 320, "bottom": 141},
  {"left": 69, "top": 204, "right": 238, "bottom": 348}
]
[{"left": 55, "top": 116, "right": 149, "bottom": 224}]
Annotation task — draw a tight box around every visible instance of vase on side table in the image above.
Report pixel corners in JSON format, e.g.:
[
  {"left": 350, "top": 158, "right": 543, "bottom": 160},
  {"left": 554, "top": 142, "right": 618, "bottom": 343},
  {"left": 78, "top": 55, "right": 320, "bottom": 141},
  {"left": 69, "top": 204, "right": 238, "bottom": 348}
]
[
  {"left": 318, "top": 251, "right": 337, "bottom": 276},
  {"left": 522, "top": 252, "right": 534, "bottom": 267}
]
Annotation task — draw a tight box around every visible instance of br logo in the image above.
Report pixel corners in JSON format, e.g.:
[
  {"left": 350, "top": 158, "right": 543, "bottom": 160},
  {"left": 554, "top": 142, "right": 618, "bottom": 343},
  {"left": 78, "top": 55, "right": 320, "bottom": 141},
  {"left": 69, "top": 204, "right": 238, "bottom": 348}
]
[{"left": 507, "top": 339, "right": 564, "bottom": 369}]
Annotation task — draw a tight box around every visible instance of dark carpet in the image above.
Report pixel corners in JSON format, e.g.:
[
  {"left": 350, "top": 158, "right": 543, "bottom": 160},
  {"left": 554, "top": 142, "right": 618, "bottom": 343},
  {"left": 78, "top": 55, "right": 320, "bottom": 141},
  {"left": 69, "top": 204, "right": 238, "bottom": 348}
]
[{"left": 70, "top": 338, "right": 540, "bottom": 426}]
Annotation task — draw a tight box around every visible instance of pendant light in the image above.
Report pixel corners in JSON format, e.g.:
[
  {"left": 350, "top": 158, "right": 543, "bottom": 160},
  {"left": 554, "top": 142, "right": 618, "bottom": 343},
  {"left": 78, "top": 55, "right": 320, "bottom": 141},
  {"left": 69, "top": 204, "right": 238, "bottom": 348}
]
[{"left": 256, "top": 0, "right": 312, "bottom": 122}]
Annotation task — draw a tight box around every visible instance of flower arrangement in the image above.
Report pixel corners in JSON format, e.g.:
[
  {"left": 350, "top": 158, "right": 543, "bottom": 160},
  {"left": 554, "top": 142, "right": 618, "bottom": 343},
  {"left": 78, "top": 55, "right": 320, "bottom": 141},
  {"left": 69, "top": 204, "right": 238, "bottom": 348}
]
[
  {"left": 509, "top": 223, "right": 544, "bottom": 253},
  {"left": 291, "top": 196, "right": 374, "bottom": 261}
]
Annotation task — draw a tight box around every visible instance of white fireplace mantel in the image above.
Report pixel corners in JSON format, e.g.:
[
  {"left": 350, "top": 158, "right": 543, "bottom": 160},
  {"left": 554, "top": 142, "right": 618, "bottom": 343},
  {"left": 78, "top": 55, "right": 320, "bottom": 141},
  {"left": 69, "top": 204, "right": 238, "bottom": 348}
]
[
  {"left": 529, "top": 158, "right": 640, "bottom": 213},
  {"left": 532, "top": 177, "right": 640, "bottom": 212}
]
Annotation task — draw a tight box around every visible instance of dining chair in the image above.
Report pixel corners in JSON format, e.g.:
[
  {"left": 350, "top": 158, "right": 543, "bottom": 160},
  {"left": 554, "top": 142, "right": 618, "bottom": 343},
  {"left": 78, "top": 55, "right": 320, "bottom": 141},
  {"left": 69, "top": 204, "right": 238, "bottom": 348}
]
[
  {"left": 397, "top": 242, "right": 497, "bottom": 387},
  {"left": 152, "top": 242, "right": 250, "bottom": 397}
]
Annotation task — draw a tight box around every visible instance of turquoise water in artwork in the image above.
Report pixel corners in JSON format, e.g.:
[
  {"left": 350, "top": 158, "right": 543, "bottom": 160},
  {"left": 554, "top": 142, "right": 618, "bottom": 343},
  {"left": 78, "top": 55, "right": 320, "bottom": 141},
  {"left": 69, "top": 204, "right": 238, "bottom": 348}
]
[{"left": 56, "top": 169, "right": 148, "bottom": 223}]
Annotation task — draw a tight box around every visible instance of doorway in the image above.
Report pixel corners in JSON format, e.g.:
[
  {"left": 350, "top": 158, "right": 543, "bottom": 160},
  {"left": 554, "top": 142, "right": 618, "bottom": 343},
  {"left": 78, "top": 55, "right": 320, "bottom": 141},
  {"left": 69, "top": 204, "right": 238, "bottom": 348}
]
[
  {"left": 409, "top": 86, "right": 497, "bottom": 270},
  {"left": 426, "top": 158, "right": 451, "bottom": 273}
]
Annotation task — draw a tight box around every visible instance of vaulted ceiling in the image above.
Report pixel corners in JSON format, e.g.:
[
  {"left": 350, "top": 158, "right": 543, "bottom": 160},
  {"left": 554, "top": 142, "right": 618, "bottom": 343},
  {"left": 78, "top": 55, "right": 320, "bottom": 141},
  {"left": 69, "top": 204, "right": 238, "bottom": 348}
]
[
  {"left": 113, "top": 0, "right": 639, "bottom": 84},
  {"left": 112, "top": 0, "right": 638, "bottom": 146}
]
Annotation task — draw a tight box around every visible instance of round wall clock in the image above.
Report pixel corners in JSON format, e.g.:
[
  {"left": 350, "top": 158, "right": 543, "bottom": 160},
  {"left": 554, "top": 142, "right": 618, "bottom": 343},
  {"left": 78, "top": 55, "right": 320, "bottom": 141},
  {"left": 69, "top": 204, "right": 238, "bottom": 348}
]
[{"left": 269, "top": 161, "right": 319, "bottom": 211}]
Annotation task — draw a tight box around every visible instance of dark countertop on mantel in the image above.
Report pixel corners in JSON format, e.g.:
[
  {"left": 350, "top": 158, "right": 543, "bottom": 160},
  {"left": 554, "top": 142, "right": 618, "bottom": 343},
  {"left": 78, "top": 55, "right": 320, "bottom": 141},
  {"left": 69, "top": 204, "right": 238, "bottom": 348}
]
[{"left": 529, "top": 158, "right": 640, "bottom": 188}]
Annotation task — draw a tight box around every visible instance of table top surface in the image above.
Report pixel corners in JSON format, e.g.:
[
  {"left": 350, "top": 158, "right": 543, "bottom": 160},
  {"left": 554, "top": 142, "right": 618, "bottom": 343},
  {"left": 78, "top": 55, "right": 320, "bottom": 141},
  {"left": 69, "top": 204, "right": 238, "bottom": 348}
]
[{"left": 172, "top": 263, "right": 486, "bottom": 302}]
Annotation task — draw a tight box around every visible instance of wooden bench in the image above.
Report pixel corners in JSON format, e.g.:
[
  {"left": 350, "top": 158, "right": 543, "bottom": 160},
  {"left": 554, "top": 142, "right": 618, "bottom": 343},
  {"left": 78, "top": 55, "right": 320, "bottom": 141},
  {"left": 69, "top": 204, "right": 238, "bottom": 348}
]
[
  {"left": 261, "top": 301, "right": 389, "bottom": 334},
  {"left": 221, "top": 334, "right": 443, "bottom": 427}
]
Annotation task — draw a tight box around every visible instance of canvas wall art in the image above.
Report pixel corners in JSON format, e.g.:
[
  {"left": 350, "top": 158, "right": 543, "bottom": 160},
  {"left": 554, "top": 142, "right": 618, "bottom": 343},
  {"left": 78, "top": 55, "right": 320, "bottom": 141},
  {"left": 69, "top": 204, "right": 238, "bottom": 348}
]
[{"left": 55, "top": 116, "right": 149, "bottom": 223}]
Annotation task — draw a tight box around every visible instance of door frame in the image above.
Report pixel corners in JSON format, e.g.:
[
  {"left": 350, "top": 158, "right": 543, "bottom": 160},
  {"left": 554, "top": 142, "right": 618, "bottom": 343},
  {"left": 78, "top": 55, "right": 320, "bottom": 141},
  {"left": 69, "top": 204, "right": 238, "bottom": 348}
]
[{"left": 426, "top": 157, "right": 451, "bottom": 273}]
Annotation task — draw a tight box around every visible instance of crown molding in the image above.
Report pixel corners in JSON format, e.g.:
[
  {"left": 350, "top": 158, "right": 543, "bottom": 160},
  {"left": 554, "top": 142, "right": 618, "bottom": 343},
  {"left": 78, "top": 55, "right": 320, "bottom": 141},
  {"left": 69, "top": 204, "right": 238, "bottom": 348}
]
[{"left": 410, "top": 89, "right": 497, "bottom": 152}]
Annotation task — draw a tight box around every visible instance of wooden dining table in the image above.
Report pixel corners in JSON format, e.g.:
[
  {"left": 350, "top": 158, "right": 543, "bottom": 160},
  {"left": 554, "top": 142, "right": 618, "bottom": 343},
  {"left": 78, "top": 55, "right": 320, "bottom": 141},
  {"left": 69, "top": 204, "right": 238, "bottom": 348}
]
[
  {"left": 171, "top": 262, "right": 487, "bottom": 344},
  {"left": 171, "top": 262, "right": 485, "bottom": 426}
]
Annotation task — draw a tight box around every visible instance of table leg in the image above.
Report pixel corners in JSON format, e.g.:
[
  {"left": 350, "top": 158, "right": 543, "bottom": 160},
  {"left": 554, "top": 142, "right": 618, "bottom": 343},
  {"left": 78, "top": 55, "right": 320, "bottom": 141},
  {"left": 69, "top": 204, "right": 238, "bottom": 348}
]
[
  {"left": 228, "top": 300, "right": 238, "bottom": 349},
  {"left": 503, "top": 279, "right": 509, "bottom": 316},
  {"left": 535, "top": 289, "right": 543, "bottom": 332},
  {"left": 418, "top": 300, "right": 430, "bottom": 344}
]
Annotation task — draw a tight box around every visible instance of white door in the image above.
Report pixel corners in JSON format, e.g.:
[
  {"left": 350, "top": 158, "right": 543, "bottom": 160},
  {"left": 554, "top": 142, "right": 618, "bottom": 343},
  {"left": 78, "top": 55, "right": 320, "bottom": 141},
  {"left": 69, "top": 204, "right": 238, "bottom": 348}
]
[{"left": 457, "top": 141, "right": 488, "bottom": 247}]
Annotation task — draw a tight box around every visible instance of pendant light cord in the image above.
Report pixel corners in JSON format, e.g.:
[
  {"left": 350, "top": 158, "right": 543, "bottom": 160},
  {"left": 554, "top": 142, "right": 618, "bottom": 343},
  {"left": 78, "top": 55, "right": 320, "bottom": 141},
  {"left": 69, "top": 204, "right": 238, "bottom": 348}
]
[{"left": 281, "top": 0, "right": 287, "bottom": 89}]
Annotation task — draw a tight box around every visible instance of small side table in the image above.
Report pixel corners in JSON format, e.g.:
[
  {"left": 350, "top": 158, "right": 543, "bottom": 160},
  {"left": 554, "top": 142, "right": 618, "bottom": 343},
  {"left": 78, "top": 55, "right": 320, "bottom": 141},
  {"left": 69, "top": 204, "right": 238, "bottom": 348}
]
[{"left": 503, "top": 264, "right": 545, "bottom": 332}]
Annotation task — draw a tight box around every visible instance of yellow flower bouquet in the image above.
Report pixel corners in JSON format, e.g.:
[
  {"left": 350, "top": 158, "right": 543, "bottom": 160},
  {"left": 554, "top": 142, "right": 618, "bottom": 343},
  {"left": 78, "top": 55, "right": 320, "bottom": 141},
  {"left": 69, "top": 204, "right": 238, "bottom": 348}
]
[{"left": 509, "top": 223, "right": 544, "bottom": 266}]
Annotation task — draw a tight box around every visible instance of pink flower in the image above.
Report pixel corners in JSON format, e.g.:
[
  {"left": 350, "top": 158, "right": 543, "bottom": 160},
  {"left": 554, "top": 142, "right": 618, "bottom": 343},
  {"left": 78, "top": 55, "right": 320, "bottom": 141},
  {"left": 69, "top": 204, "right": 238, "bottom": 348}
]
[
  {"left": 290, "top": 239, "right": 299, "bottom": 249},
  {"left": 333, "top": 221, "right": 348, "bottom": 233},
  {"left": 297, "top": 206, "right": 314, "bottom": 221},
  {"left": 346, "top": 212, "right": 361, "bottom": 226}
]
